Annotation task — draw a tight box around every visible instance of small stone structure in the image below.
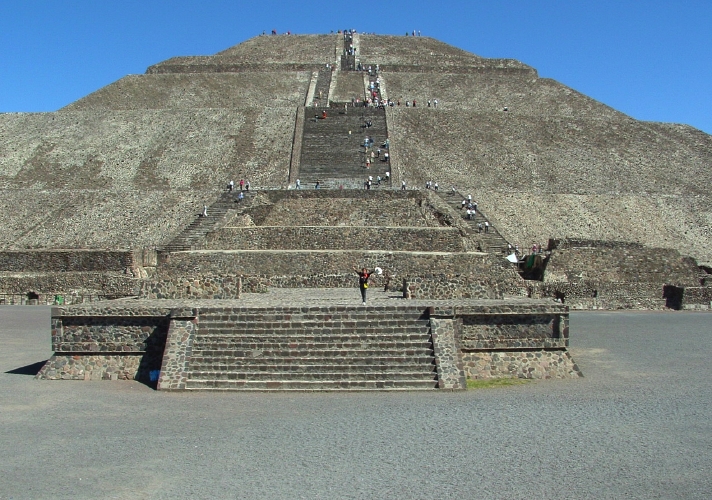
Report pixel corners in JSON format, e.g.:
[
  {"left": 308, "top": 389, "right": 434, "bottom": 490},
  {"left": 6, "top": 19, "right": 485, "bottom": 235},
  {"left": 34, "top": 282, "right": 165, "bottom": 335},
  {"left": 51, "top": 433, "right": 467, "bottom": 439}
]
[
  {"left": 37, "top": 296, "right": 579, "bottom": 389},
  {"left": 531, "top": 240, "right": 711, "bottom": 310}
]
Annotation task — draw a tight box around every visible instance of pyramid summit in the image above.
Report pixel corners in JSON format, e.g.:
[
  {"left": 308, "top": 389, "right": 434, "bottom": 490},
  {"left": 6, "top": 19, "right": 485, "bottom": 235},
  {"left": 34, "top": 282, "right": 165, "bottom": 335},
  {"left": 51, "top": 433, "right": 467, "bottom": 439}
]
[{"left": 2, "top": 32, "right": 711, "bottom": 387}]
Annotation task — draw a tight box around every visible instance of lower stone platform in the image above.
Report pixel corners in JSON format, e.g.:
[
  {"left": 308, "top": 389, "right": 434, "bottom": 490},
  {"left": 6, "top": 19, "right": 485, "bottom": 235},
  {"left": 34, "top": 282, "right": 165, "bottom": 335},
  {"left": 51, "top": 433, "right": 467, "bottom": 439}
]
[{"left": 37, "top": 289, "right": 582, "bottom": 390}]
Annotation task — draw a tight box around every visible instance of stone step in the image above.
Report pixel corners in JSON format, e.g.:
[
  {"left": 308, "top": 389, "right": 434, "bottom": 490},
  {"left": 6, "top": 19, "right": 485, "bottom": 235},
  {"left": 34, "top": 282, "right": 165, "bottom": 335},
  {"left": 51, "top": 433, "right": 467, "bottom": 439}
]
[
  {"left": 195, "top": 331, "right": 431, "bottom": 342},
  {"left": 191, "top": 347, "right": 435, "bottom": 358},
  {"left": 184, "top": 379, "right": 439, "bottom": 391},
  {"left": 188, "top": 370, "right": 437, "bottom": 382},
  {"left": 199, "top": 312, "right": 428, "bottom": 322},
  {"left": 194, "top": 339, "right": 432, "bottom": 349},
  {"left": 189, "top": 355, "right": 436, "bottom": 368},
  {"left": 200, "top": 326, "right": 429, "bottom": 339},
  {"left": 437, "top": 190, "right": 511, "bottom": 254},
  {"left": 198, "top": 318, "right": 430, "bottom": 328},
  {"left": 188, "top": 368, "right": 436, "bottom": 378}
]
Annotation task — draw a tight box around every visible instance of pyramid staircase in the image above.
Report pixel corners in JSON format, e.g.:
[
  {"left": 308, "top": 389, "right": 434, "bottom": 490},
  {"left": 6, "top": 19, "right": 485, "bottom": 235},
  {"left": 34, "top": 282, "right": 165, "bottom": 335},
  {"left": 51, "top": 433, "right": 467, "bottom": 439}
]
[
  {"left": 161, "top": 190, "right": 254, "bottom": 252},
  {"left": 311, "top": 66, "right": 332, "bottom": 107},
  {"left": 298, "top": 106, "right": 390, "bottom": 189},
  {"left": 341, "top": 32, "right": 356, "bottom": 70},
  {"left": 439, "top": 191, "right": 511, "bottom": 254},
  {"left": 183, "top": 306, "right": 439, "bottom": 390}
]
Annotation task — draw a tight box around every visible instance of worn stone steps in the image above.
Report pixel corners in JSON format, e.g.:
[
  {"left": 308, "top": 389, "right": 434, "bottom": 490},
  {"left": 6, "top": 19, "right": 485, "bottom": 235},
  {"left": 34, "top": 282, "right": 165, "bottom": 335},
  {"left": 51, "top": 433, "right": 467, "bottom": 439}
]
[
  {"left": 191, "top": 347, "right": 434, "bottom": 359},
  {"left": 299, "top": 106, "right": 389, "bottom": 187},
  {"left": 310, "top": 67, "right": 332, "bottom": 107},
  {"left": 194, "top": 332, "right": 431, "bottom": 343},
  {"left": 185, "top": 379, "right": 440, "bottom": 391},
  {"left": 181, "top": 305, "right": 438, "bottom": 391},
  {"left": 200, "top": 334, "right": 427, "bottom": 346},
  {"left": 198, "top": 310, "right": 428, "bottom": 321},
  {"left": 188, "top": 370, "right": 437, "bottom": 381},
  {"left": 189, "top": 356, "right": 436, "bottom": 368},
  {"left": 197, "top": 320, "right": 429, "bottom": 330},
  {"left": 439, "top": 191, "right": 510, "bottom": 253},
  {"left": 341, "top": 32, "right": 356, "bottom": 71},
  {"left": 162, "top": 191, "right": 255, "bottom": 252}
]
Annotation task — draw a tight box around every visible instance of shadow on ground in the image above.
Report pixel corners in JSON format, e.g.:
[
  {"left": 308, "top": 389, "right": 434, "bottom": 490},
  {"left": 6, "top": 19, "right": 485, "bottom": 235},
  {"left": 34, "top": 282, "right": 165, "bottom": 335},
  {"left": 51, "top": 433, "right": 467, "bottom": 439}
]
[{"left": 5, "top": 360, "right": 47, "bottom": 376}]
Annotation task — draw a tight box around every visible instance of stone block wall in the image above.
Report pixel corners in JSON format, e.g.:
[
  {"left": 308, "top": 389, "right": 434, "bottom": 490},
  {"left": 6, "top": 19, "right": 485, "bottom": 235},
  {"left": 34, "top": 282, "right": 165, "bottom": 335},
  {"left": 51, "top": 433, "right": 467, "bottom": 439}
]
[
  {"left": 0, "top": 250, "right": 139, "bottom": 272},
  {"left": 443, "top": 303, "right": 580, "bottom": 380},
  {"left": 157, "top": 319, "right": 198, "bottom": 390},
  {"left": 680, "top": 286, "right": 712, "bottom": 310},
  {"left": 51, "top": 315, "right": 168, "bottom": 353},
  {"left": 460, "top": 351, "right": 581, "bottom": 380},
  {"left": 530, "top": 280, "right": 669, "bottom": 310},
  {"left": 37, "top": 305, "right": 197, "bottom": 383},
  {"left": 459, "top": 313, "right": 566, "bottom": 349},
  {"left": 0, "top": 273, "right": 141, "bottom": 303},
  {"left": 155, "top": 250, "right": 524, "bottom": 293},
  {"left": 39, "top": 317, "right": 168, "bottom": 382},
  {"left": 140, "top": 275, "right": 241, "bottom": 300},
  {"left": 520, "top": 240, "right": 705, "bottom": 310},
  {"left": 205, "top": 226, "right": 464, "bottom": 252},
  {"left": 545, "top": 241, "right": 700, "bottom": 286}
]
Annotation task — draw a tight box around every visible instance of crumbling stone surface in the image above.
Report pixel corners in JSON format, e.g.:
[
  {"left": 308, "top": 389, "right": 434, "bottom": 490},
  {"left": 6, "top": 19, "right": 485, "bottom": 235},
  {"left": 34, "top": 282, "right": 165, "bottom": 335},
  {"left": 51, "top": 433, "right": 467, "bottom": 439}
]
[
  {"left": 461, "top": 351, "right": 581, "bottom": 380},
  {"left": 221, "top": 190, "right": 449, "bottom": 227},
  {"left": 63, "top": 72, "right": 311, "bottom": 111},
  {"left": 386, "top": 107, "right": 712, "bottom": 265},
  {"left": 383, "top": 73, "right": 624, "bottom": 118},
  {"left": 0, "top": 105, "right": 296, "bottom": 249},
  {"left": 544, "top": 242, "right": 699, "bottom": 286},
  {"left": 205, "top": 226, "right": 465, "bottom": 252},
  {"left": 37, "top": 354, "right": 144, "bottom": 381},
  {"left": 358, "top": 35, "right": 530, "bottom": 71},
  {"left": 215, "top": 34, "right": 338, "bottom": 64},
  {"left": 141, "top": 275, "right": 241, "bottom": 300}
]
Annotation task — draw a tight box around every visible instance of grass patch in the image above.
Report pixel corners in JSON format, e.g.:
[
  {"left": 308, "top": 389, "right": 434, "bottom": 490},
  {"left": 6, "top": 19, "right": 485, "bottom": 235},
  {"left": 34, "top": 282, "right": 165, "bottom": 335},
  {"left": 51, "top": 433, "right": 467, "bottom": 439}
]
[{"left": 466, "top": 377, "right": 529, "bottom": 390}]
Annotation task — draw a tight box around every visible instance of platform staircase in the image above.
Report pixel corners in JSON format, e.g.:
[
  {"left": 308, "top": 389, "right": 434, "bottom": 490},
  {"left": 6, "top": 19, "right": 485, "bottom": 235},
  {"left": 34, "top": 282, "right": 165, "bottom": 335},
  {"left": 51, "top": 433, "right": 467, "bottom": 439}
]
[
  {"left": 184, "top": 306, "right": 439, "bottom": 390},
  {"left": 161, "top": 190, "right": 254, "bottom": 252},
  {"left": 438, "top": 191, "right": 511, "bottom": 254}
]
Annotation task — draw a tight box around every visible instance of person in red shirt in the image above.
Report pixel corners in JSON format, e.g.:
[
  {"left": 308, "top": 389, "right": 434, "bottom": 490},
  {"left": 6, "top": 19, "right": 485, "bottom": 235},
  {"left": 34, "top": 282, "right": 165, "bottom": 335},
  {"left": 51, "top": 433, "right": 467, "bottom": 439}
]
[{"left": 353, "top": 267, "right": 374, "bottom": 305}]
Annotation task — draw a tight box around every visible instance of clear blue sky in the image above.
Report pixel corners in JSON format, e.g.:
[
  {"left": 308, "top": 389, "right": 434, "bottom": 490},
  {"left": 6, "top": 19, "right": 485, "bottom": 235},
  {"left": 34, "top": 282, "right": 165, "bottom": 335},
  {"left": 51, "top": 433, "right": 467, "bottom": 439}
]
[{"left": 1, "top": 0, "right": 710, "bottom": 134}]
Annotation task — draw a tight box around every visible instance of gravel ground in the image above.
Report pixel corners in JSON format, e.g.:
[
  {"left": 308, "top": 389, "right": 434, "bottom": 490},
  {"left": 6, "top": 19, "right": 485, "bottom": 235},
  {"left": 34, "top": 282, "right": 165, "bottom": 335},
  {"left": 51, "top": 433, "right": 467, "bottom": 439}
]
[{"left": 1, "top": 306, "right": 710, "bottom": 499}]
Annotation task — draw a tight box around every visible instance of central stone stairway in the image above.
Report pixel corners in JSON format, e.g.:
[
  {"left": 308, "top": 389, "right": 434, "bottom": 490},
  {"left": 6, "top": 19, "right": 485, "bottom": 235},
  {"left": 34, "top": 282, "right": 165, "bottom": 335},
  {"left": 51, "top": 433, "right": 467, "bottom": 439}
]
[
  {"left": 299, "top": 106, "right": 389, "bottom": 189},
  {"left": 184, "top": 305, "right": 438, "bottom": 390}
]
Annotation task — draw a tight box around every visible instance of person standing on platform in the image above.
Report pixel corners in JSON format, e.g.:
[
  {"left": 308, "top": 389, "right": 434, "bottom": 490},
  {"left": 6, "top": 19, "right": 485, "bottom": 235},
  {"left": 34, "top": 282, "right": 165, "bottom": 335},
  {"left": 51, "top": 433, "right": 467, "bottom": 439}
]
[{"left": 353, "top": 267, "right": 375, "bottom": 305}]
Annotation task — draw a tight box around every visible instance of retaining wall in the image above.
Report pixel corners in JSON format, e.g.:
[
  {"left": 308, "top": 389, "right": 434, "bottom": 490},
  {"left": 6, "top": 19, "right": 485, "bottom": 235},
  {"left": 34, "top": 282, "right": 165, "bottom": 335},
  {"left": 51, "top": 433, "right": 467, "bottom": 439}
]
[
  {"left": 0, "top": 273, "right": 141, "bottom": 301},
  {"left": 0, "top": 249, "right": 155, "bottom": 272},
  {"left": 545, "top": 241, "right": 699, "bottom": 286},
  {"left": 205, "top": 226, "right": 465, "bottom": 252},
  {"left": 37, "top": 305, "right": 196, "bottom": 383},
  {"left": 155, "top": 250, "right": 524, "bottom": 294}
]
